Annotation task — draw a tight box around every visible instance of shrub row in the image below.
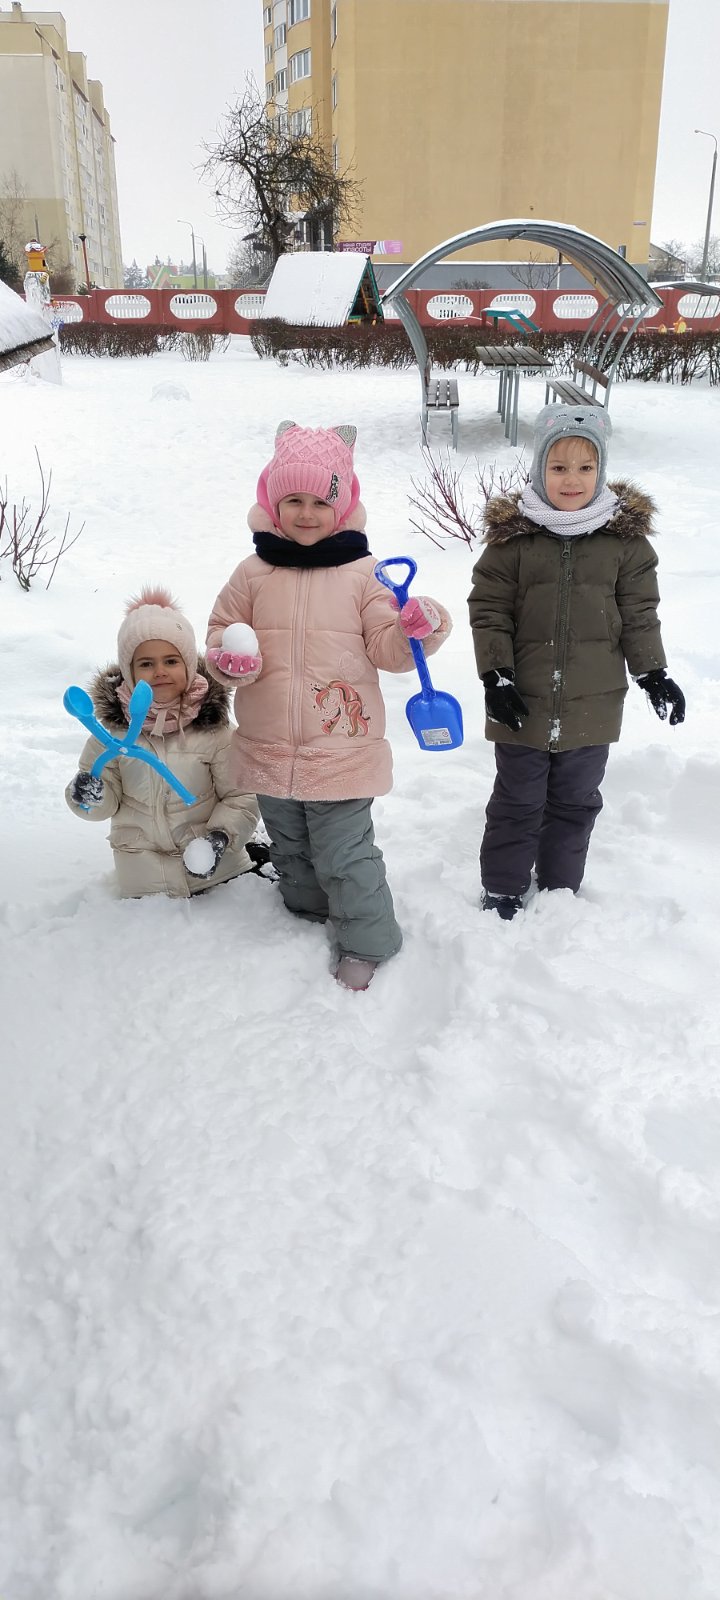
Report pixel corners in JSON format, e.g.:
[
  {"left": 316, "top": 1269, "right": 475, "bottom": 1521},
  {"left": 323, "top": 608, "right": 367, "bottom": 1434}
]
[
  {"left": 248, "top": 319, "right": 720, "bottom": 384},
  {"left": 58, "top": 326, "right": 228, "bottom": 360},
  {"left": 56, "top": 318, "right": 720, "bottom": 384}
]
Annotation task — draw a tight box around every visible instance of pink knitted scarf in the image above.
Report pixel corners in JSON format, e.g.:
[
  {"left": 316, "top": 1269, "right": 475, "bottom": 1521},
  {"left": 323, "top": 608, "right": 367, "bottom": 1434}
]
[{"left": 117, "top": 673, "right": 209, "bottom": 737}]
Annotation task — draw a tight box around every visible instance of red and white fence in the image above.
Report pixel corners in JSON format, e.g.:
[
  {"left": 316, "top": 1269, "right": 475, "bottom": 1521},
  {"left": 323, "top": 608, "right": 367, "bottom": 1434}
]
[{"left": 48, "top": 284, "right": 720, "bottom": 334}]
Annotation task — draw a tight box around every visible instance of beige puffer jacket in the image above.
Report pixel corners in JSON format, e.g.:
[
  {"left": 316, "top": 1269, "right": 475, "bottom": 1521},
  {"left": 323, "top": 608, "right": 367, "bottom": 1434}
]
[
  {"left": 206, "top": 553, "right": 452, "bottom": 801},
  {"left": 65, "top": 663, "right": 259, "bottom": 898}
]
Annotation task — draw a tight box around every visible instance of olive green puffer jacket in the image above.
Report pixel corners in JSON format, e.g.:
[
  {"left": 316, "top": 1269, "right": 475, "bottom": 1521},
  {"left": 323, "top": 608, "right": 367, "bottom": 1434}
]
[{"left": 468, "top": 481, "right": 667, "bottom": 751}]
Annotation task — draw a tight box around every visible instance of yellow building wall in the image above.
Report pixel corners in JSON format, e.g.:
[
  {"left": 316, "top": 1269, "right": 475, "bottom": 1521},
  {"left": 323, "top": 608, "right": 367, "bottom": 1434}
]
[{"left": 330, "top": 0, "right": 669, "bottom": 265}]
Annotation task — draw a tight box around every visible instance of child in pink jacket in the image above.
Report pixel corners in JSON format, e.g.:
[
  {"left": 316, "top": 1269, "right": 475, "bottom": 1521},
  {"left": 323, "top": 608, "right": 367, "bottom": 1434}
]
[{"left": 206, "top": 421, "right": 452, "bottom": 990}]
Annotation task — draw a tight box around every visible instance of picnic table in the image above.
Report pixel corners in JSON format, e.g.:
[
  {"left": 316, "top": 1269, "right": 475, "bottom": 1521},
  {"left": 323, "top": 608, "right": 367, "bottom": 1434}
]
[{"left": 474, "top": 343, "right": 553, "bottom": 447}]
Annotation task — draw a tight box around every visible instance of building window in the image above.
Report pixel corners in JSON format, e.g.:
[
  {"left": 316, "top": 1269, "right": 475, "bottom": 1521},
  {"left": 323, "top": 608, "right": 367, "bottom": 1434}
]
[
  {"left": 289, "top": 48, "right": 311, "bottom": 82},
  {"left": 265, "top": 41, "right": 273, "bottom": 62},
  {"left": 332, "top": 139, "right": 339, "bottom": 172},
  {"left": 275, "top": 67, "right": 288, "bottom": 93},
  {"left": 274, "top": 22, "right": 286, "bottom": 46},
  {"left": 263, "top": 5, "right": 272, "bottom": 24},
  {"left": 331, "top": 4, "right": 337, "bottom": 43},
  {"left": 332, "top": 74, "right": 337, "bottom": 108},
  {"left": 266, "top": 79, "right": 275, "bottom": 101},
  {"left": 288, "top": 0, "right": 310, "bottom": 21},
  {"left": 290, "top": 106, "right": 312, "bottom": 136}
]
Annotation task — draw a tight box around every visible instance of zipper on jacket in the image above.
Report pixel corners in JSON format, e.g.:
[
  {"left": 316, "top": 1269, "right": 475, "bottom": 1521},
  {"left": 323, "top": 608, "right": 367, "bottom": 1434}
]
[
  {"left": 290, "top": 570, "right": 310, "bottom": 747},
  {"left": 550, "top": 542, "right": 573, "bottom": 750}
]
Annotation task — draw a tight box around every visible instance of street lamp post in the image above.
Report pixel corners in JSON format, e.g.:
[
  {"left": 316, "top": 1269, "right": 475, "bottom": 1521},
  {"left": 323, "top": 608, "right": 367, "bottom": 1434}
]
[
  {"left": 177, "top": 218, "right": 198, "bottom": 288},
  {"left": 77, "top": 232, "right": 91, "bottom": 293},
  {"left": 195, "top": 235, "right": 208, "bottom": 290},
  {"left": 694, "top": 129, "right": 718, "bottom": 282}
]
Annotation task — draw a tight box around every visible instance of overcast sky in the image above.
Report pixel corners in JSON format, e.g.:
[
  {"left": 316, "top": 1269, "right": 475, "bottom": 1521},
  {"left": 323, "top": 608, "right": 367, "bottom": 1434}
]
[{"left": 39, "top": 0, "right": 719, "bottom": 272}]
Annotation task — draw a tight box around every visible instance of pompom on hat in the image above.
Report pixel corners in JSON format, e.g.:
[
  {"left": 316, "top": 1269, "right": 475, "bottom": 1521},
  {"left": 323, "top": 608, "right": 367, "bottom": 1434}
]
[
  {"left": 257, "top": 421, "right": 361, "bottom": 533},
  {"left": 529, "top": 405, "right": 613, "bottom": 507},
  {"left": 116, "top": 586, "right": 198, "bottom": 688}
]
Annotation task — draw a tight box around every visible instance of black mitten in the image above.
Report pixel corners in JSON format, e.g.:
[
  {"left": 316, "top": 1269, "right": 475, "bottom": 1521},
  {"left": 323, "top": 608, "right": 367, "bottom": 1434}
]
[
  {"left": 636, "top": 668, "right": 685, "bottom": 726},
  {"left": 184, "top": 828, "right": 229, "bottom": 879},
  {"left": 71, "top": 771, "right": 105, "bottom": 808},
  {"left": 481, "top": 669, "right": 529, "bottom": 732}
]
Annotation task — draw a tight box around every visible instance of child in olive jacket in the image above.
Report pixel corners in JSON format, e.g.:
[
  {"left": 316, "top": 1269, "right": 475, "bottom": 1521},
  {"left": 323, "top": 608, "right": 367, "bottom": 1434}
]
[{"left": 468, "top": 406, "right": 685, "bottom": 918}]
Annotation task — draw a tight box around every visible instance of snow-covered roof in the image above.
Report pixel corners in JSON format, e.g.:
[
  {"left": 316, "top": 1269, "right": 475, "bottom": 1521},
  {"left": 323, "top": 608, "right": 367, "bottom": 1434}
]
[
  {"left": 261, "top": 251, "right": 376, "bottom": 326},
  {"left": 0, "top": 277, "right": 55, "bottom": 372}
]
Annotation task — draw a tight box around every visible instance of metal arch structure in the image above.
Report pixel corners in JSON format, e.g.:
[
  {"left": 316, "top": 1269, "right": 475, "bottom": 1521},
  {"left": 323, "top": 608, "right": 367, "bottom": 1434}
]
[
  {"left": 380, "top": 219, "right": 663, "bottom": 411},
  {"left": 651, "top": 279, "right": 720, "bottom": 314}
]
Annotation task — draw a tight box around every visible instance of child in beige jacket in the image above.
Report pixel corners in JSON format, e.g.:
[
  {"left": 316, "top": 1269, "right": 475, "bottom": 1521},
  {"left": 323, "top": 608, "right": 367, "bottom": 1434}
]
[{"left": 66, "top": 587, "right": 261, "bottom": 898}]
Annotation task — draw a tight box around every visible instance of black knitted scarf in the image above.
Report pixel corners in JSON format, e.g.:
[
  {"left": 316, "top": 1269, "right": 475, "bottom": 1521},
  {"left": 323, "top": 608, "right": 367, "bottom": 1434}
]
[{"left": 253, "top": 529, "right": 370, "bottom": 568}]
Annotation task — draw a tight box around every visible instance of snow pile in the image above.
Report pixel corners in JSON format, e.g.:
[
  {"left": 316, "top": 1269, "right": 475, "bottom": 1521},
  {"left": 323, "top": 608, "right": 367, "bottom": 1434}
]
[
  {"left": 151, "top": 380, "right": 191, "bottom": 402},
  {"left": 1, "top": 343, "right": 719, "bottom": 1599}
]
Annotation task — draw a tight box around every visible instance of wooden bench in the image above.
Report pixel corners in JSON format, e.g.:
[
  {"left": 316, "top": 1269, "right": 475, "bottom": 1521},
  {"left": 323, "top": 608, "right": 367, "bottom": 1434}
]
[
  {"left": 422, "top": 372, "right": 460, "bottom": 448},
  {"left": 545, "top": 360, "right": 610, "bottom": 409}
]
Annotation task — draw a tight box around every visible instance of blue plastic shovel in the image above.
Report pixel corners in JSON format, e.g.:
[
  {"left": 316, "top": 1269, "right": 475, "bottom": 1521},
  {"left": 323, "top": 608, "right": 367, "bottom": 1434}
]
[
  {"left": 64, "top": 679, "right": 197, "bottom": 808},
  {"left": 375, "top": 556, "right": 463, "bottom": 751}
]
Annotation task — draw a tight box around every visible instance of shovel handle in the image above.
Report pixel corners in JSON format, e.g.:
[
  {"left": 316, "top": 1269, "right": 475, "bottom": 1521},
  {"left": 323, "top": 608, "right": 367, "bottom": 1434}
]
[
  {"left": 374, "top": 557, "right": 418, "bottom": 608},
  {"left": 374, "top": 559, "right": 437, "bottom": 700}
]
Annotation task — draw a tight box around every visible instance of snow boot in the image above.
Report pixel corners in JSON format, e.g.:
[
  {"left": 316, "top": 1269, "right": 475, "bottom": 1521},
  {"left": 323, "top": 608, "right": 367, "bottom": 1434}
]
[
  {"left": 482, "top": 891, "right": 524, "bottom": 921},
  {"left": 335, "top": 955, "right": 378, "bottom": 991},
  {"left": 245, "top": 840, "right": 276, "bottom": 878}
]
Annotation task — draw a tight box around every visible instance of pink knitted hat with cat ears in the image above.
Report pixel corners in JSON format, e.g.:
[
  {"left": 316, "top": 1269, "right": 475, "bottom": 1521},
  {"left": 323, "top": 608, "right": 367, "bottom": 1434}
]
[
  {"left": 258, "top": 421, "right": 361, "bottom": 532},
  {"left": 116, "top": 587, "right": 198, "bottom": 688}
]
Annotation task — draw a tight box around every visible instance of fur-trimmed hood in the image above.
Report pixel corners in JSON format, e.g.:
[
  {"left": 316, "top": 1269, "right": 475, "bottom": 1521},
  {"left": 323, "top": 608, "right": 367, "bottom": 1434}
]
[
  {"left": 90, "top": 657, "right": 231, "bottom": 730},
  {"left": 483, "top": 480, "right": 657, "bottom": 545}
]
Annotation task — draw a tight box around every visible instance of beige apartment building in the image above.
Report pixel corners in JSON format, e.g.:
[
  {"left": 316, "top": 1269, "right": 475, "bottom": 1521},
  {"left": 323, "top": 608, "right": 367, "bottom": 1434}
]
[
  {"left": 0, "top": 4, "right": 122, "bottom": 288},
  {"left": 262, "top": 0, "right": 669, "bottom": 268}
]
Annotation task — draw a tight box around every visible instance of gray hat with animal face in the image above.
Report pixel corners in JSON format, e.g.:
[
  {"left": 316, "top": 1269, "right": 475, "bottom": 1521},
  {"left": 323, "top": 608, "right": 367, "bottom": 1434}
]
[{"left": 529, "top": 405, "right": 613, "bottom": 507}]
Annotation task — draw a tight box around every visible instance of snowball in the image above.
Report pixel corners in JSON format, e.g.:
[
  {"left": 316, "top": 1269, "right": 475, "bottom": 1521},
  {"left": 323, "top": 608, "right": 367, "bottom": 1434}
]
[
  {"left": 222, "top": 623, "right": 259, "bottom": 655},
  {"left": 183, "top": 837, "right": 215, "bottom": 875},
  {"left": 151, "top": 381, "right": 190, "bottom": 402}
]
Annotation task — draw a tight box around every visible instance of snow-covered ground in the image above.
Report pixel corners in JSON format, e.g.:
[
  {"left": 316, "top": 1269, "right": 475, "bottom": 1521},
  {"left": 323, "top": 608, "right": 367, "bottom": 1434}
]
[{"left": 1, "top": 342, "right": 719, "bottom": 1600}]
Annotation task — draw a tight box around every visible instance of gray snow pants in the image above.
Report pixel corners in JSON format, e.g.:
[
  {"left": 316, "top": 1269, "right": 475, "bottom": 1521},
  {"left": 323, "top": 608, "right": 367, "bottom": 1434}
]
[
  {"left": 257, "top": 795, "right": 403, "bottom": 962},
  {"left": 480, "top": 743, "right": 610, "bottom": 896}
]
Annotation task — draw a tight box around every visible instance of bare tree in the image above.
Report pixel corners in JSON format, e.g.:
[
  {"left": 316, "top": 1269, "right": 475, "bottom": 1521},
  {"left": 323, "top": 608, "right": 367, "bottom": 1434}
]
[
  {"left": 202, "top": 77, "right": 361, "bottom": 266},
  {"left": 507, "top": 251, "right": 560, "bottom": 291},
  {"left": 0, "top": 169, "right": 30, "bottom": 284},
  {"left": 686, "top": 235, "right": 720, "bottom": 281},
  {"left": 647, "top": 239, "right": 688, "bottom": 282},
  {"left": 226, "top": 235, "right": 272, "bottom": 288},
  {"left": 0, "top": 234, "right": 19, "bottom": 289}
]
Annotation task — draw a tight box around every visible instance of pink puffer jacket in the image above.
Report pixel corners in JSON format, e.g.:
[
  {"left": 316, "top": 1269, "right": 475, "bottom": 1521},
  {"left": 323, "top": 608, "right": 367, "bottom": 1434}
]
[{"left": 206, "top": 551, "right": 452, "bottom": 801}]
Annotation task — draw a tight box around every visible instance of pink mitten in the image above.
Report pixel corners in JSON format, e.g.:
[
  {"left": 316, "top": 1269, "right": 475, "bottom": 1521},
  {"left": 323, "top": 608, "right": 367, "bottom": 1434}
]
[
  {"left": 207, "top": 647, "right": 263, "bottom": 678},
  {"left": 395, "top": 596, "right": 442, "bottom": 640}
]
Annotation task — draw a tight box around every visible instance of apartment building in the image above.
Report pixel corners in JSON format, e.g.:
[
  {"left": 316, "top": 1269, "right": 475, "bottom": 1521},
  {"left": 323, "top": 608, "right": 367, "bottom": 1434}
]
[
  {"left": 0, "top": 4, "right": 122, "bottom": 288},
  {"left": 262, "top": 0, "right": 669, "bottom": 269}
]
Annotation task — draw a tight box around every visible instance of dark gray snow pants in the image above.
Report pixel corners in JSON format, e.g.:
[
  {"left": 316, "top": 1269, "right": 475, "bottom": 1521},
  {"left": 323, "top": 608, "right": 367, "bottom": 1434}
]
[
  {"left": 480, "top": 743, "right": 610, "bottom": 896},
  {"left": 258, "top": 795, "right": 403, "bottom": 962}
]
